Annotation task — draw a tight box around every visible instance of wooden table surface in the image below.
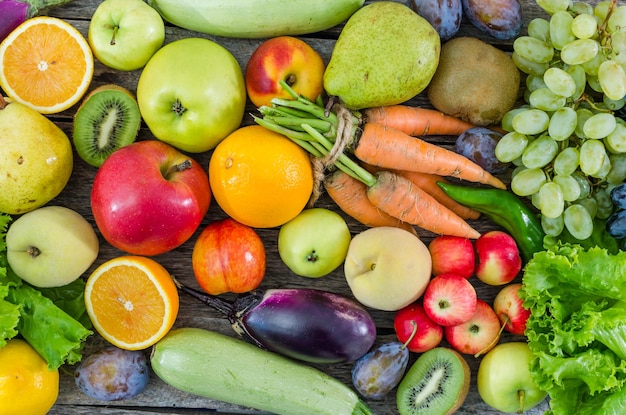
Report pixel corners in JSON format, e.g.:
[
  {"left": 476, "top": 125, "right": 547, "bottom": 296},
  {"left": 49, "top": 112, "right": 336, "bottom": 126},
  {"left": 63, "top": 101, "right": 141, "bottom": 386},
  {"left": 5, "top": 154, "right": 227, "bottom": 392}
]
[{"left": 7, "top": 0, "right": 573, "bottom": 413}]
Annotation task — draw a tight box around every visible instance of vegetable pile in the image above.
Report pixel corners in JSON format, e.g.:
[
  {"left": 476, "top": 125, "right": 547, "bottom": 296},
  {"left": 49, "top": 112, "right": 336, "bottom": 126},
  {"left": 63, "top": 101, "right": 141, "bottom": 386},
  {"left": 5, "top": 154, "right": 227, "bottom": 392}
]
[
  {"left": 0, "top": 213, "right": 92, "bottom": 370},
  {"left": 522, "top": 243, "right": 626, "bottom": 414}
]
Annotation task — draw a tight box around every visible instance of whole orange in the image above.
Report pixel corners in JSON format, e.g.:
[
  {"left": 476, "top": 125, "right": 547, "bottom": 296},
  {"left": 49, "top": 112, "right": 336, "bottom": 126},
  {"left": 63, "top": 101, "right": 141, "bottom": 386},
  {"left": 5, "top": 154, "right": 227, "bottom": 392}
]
[
  {"left": 209, "top": 125, "right": 314, "bottom": 228},
  {"left": 192, "top": 218, "right": 266, "bottom": 295}
]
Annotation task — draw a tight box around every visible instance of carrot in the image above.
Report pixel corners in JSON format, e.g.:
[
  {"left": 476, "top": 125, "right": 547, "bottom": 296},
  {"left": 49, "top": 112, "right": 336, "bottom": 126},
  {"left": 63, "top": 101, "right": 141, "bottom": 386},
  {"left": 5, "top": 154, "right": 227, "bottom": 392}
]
[
  {"left": 354, "top": 123, "right": 506, "bottom": 190},
  {"left": 366, "top": 170, "right": 481, "bottom": 239},
  {"left": 324, "top": 169, "right": 417, "bottom": 235},
  {"left": 359, "top": 163, "right": 481, "bottom": 220},
  {"left": 395, "top": 171, "right": 482, "bottom": 220},
  {"left": 364, "top": 105, "right": 475, "bottom": 136}
]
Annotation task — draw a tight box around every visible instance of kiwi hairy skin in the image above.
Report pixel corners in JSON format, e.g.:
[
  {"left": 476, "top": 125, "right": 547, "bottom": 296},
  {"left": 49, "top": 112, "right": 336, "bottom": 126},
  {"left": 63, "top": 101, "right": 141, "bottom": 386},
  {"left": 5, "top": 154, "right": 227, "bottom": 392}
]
[
  {"left": 396, "top": 347, "right": 470, "bottom": 415},
  {"left": 73, "top": 84, "right": 141, "bottom": 167}
]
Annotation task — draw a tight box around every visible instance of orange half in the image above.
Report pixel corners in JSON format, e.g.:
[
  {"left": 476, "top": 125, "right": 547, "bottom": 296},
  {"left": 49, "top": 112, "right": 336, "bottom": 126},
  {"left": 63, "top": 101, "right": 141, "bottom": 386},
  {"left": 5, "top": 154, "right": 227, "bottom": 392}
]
[
  {"left": 0, "top": 16, "right": 94, "bottom": 114},
  {"left": 84, "top": 256, "right": 179, "bottom": 350}
]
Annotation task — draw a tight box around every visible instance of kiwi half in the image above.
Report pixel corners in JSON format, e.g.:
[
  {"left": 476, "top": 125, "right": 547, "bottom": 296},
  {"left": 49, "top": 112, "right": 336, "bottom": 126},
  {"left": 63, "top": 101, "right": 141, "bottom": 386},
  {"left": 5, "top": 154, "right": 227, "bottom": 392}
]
[
  {"left": 396, "top": 347, "right": 470, "bottom": 415},
  {"left": 73, "top": 84, "right": 141, "bottom": 167}
]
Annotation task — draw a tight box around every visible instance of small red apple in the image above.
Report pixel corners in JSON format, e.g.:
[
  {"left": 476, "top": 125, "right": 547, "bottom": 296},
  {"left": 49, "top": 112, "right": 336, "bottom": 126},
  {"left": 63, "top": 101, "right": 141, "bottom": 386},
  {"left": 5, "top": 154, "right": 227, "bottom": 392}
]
[
  {"left": 91, "top": 140, "right": 211, "bottom": 256},
  {"left": 444, "top": 299, "right": 501, "bottom": 357},
  {"left": 423, "top": 273, "right": 477, "bottom": 327},
  {"left": 245, "top": 36, "right": 325, "bottom": 108},
  {"left": 475, "top": 230, "right": 522, "bottom": 286},
  {"left": 192, "top": 218, "right": 266, "bottom": 295},
  {"left": 493, "top": 283, "right": 531, "bottom": 336},
  {"left": 428, "top": 235, "right": 475, "bottom": 278},
  {"left": 393, "top": 302, "right": 443, "bottom": 353}
]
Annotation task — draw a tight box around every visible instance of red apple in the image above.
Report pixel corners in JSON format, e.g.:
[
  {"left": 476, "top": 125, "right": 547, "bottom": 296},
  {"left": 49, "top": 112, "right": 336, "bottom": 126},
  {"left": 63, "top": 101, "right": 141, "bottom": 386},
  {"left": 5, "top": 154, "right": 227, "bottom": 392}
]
[
  {"left": 444, "top": 299, "right": 501, "bottom": 356},
  {"left": 91, "top": 140, "right": 211, "bottom": 256},
  {"left": 394, "top": 302, "right": 443, "bottom": 353},
  {"left": 245, "top": 36, "right": 325, "bottom": 108},
  {"left": 493, "top": 283, "right": 530, "bottom": 336},
  {"left": 423, "top": 273, "right": 477, "bottom": 327},
  {"left": 428, "top": 235, "right": 475, "bottom": 278},
  {"left": 475, "top": 230, "right": 522, "bottom": 286},
  {"left": 192, "top": 218, "right": 266, "bottom": 295}
]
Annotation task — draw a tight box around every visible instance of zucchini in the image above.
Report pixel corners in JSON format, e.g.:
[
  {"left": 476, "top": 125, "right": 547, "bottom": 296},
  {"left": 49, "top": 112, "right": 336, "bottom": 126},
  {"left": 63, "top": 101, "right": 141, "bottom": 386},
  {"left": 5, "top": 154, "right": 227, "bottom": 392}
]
[
  {"left": 150, "top": 327, "right": 372, "bottom": 415},
  {"left": 145, "top": 0, "right": 365, "bottom": 38}
]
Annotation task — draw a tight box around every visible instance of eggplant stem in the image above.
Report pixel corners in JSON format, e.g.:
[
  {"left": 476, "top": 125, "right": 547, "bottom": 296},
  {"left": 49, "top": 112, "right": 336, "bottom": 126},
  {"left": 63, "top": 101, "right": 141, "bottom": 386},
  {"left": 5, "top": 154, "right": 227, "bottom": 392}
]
[{"left": 171, "top": 276, "right": 234, "bottom": 317}]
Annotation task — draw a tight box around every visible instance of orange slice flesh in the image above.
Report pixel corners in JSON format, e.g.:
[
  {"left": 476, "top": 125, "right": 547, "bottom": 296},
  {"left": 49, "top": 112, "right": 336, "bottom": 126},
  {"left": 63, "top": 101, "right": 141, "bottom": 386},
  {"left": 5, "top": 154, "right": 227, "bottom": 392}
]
[
  {"left": 0, "top": 16, "right": 93, "bottom": 114},
  {"left": 84, "top": 256, "right": 179, "bottom": 350}
]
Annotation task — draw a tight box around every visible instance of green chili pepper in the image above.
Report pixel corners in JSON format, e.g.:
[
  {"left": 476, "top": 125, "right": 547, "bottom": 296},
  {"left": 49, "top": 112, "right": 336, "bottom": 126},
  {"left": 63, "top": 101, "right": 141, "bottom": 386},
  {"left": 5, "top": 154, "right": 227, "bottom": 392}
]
[{"left": 437, "top": 181, "right": 545, "bottom": 263}]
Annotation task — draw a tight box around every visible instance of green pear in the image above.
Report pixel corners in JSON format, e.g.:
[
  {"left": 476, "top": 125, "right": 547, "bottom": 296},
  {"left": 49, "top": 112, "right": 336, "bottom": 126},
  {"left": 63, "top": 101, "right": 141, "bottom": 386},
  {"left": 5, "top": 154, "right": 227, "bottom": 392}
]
[
  {"left": 0, "top": 98, "right": 73, "bottom": 214},
  {"left": 323, "top": 2, "right": 440, "bottom": 110}
]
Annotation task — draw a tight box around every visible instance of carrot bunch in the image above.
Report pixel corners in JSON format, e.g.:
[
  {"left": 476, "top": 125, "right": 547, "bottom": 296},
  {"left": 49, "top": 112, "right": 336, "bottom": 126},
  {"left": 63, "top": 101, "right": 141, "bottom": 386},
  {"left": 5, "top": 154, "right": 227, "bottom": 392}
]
[{"left": 253, "top": 84, "right": 505, "bottom": 239}]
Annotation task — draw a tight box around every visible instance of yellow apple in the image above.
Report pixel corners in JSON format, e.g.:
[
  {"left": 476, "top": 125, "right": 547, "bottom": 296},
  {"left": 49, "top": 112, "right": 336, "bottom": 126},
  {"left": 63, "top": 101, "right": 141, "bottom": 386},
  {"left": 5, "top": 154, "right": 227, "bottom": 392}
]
[
  {"left": 344, "top": 226, "right": 432, "bottom": 311},
  {"left": 0, "top": 99, "right": 73, "bottom": 214}
]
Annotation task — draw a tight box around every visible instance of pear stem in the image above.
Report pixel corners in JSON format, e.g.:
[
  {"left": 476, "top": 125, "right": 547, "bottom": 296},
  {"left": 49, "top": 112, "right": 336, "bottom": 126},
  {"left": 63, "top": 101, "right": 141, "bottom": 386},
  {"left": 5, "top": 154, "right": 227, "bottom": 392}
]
[{"left": 0, "top": 95, "right": 7, "bottom": 110}]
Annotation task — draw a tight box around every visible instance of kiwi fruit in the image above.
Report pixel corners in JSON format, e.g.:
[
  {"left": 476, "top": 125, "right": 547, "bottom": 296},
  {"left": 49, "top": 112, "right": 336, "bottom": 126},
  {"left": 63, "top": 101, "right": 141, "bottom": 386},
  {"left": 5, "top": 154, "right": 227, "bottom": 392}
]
[
  {"left": 73, "top": 84, "right": 141, "bottom": 167},
  {"left": 427, "top": 36, "right": 520, "bottom": 126},
  {"left": 396, "top": 347, "right": 470, "bottom": 415}
]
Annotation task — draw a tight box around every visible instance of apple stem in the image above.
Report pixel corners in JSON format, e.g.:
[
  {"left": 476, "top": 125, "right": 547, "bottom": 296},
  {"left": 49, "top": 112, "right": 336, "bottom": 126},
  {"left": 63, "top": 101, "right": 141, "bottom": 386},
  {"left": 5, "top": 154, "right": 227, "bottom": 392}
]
[
  {"left": 0, "top": 95, "right": 7, "bottom": 110},
  {"left": 108, "top": 24, "right": 118, "bottom": 46},
  {"left": 473, "top": 323, "right": 505, "bottom": 358},
  {"left": 27, "top": 246, "right": 41, "bottom": 258},
  {"left": 401, "top": 320, "right": 419, "bottom": 350},
  {"left": 517, "top": 389, "right": 525, "bottom": 414},
  {"left": 164, "top": 159, "right": 193, "bottom": 178}
]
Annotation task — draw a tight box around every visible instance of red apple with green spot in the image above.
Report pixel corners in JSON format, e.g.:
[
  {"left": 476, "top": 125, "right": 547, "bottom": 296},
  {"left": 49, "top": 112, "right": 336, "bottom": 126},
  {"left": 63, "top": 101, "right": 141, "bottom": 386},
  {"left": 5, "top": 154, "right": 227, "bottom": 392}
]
[
  {"left": 423, "top": 273, "right": 477, "bottom": 327},
  {"left": 428, "top": 235, "right": 475, "bottom": 278},
  {"left": 493, "top": 283, "right": 530, "bottom": 336},
  {"left": 444, "top": 299, "right": 501, "bottom": 356},
  {"left": 475, "top": 230, "right": 522, "bottom": 286},
  {"left": 245, "top": 36, "right": 326, "bottom": 108},
  {"left": 394, "top": 302, "right": 443, "bottom": 353}
]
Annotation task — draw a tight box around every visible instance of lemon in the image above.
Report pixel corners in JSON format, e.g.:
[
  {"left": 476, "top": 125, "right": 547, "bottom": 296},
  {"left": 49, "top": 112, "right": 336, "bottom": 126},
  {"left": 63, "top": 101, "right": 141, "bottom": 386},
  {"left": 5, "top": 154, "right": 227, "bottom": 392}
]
[{"left": 0, "top": 339, "right": 59, "bottom": 415}]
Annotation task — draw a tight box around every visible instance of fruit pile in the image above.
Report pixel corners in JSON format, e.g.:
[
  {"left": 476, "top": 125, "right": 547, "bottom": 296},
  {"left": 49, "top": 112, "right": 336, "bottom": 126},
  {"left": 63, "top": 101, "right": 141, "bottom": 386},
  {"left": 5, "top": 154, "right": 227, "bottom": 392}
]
[{"left": 0, "top": 0, "right": 625, "bottom": 415}]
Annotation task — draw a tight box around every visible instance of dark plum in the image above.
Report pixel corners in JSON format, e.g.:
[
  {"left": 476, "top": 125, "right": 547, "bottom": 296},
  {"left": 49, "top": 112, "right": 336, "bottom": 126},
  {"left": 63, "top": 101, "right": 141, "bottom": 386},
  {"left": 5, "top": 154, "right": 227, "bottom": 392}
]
[
  {"left": 351, "top": 342, "right": 410, "bottom": 400},
  {"left": 410, "top": 0, "right": 462, "bottom": 41},
  {"left": 610, "top": 183, "right": 626, "bottom": 210},
  {"left": 455, "top": 127, "right": 507, "bottom": 174},
  {"left": 74, "top": 347, "right": 150, "bottom": 401},
  {"left": 462, "top": 0, "right": 523, "bottom": 40}
]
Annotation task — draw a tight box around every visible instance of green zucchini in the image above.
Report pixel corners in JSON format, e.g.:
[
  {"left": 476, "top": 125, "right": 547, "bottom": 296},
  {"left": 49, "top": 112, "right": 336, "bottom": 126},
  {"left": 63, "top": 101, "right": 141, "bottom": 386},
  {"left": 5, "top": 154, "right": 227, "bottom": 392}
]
[
  {"left": 145, "top": 0, "right": 365, "bottom": 38},
  {"left": 150, "top": 327, "right": 373, "bottom": 415}
]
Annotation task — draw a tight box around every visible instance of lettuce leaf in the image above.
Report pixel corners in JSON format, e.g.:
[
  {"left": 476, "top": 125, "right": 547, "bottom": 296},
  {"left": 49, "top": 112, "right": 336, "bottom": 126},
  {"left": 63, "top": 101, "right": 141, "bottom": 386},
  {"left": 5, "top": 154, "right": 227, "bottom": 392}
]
[
  {"left": 521, "top": 244, "right": 626, "bottom": 415},
  {"left": 0, "top": 213, "right": 93, "bottom": 370}
]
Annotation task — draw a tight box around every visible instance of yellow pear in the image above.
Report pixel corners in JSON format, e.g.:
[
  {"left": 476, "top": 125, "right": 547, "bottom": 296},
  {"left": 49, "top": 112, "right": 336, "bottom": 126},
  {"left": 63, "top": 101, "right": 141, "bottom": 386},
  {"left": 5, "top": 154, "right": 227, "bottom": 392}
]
[{"left": 0, "top": 98, "right": 73, "bottom": 214}]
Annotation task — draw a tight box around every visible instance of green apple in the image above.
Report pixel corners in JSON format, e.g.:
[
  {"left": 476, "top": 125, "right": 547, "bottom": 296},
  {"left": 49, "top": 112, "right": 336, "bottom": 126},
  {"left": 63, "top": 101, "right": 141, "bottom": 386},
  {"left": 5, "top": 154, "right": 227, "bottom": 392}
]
[
  {"left": 278, "top": 208, "right": 351, "bottom": 278},
  {"left": 136, "top": 37, "right": 247, "bottom": 153},
  {"left": 6, "top": 206, "right": 100, "bottom": 288},
  {"left": 344, "top": 226, "right": 431, "bottom": 311},
  {"left": 88, "top": 0, "right": 165, "bottom": 71},
  {"left": 477, "top": 342, "right": 548, "bottom": 413}
]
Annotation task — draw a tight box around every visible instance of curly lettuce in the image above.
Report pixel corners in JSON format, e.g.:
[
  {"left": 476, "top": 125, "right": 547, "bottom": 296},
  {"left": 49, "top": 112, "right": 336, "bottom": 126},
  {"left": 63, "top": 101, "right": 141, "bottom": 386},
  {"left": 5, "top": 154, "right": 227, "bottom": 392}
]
[
  {"left": 521, "top": 244, "right": 626, "bottom": 415},
  {"left": 0, "top": 213, "right": 92, "bottom": 369}
]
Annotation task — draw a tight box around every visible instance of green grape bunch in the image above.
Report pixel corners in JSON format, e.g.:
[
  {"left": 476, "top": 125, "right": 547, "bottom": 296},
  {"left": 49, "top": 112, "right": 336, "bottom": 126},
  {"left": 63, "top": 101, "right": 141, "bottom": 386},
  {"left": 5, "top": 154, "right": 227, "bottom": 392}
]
[{"left": 495, "top": 0, "right": 626, "bottom": 241}]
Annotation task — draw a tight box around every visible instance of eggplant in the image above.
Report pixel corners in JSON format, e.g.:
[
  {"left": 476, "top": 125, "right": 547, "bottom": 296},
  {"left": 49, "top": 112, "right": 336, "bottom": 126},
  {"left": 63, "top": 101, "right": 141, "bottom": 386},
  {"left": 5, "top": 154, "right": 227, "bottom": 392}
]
[
  {"left": 0, "top": 0, "right": 75, "bottom": 42},
  {"left": 176, "top": 280, "right": 377, "bottom": 364}
]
